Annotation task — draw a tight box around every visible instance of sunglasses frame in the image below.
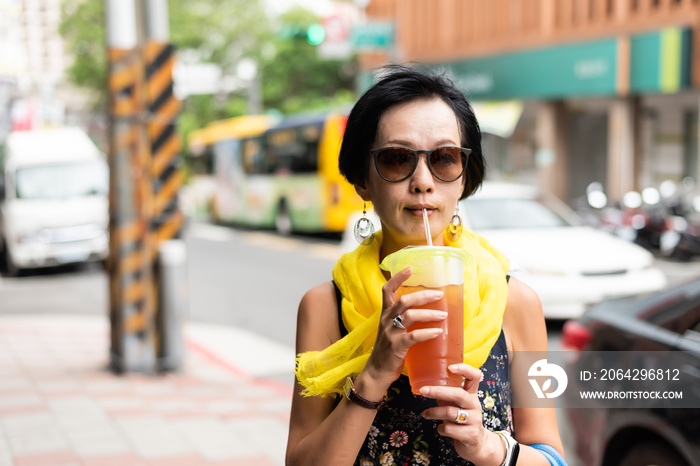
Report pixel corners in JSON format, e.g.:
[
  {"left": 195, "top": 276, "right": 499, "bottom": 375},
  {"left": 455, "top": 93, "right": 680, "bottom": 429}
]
[{"left": 369, "top": 146, "right": 472, "bottom": 183}]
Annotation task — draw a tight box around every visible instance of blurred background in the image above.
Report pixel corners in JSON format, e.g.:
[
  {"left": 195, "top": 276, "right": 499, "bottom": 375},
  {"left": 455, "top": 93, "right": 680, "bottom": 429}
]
[{"left": 2, "top": 0, "right": 700, "bottom": 465}]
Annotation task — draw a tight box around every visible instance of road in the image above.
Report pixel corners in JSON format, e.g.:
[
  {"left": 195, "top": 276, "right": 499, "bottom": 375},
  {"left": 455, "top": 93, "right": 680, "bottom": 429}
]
[
  {"left": 3, "top": 222, "right": 700, "bottom": 349},
  {"left": 4, "top": 223, "right": 699, "bottom": 466},
  {"left": 0, "top": 223, "right": 343, "bottom": 349},
  {"left": 184, "top": 223, "right": 341, "bottom": 347}
]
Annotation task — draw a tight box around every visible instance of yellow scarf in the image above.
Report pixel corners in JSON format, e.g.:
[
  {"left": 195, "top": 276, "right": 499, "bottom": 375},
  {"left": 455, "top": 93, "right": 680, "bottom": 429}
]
[{"left": 294, "top": 228, "right": 510, "bottom": 398}]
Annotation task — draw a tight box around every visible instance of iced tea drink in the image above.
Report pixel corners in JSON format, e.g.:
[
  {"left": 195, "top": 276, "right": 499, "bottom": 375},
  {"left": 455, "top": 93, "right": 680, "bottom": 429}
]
[{"left": 380, "top": 246, "right": 470, "bottom": 395}]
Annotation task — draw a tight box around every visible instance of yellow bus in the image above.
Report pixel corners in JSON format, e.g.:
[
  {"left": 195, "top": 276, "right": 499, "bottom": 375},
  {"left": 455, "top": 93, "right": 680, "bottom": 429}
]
[
  {"left": 185, "top": 115, "right": 273, "bottom": 220},
  {"left": 191, "top": 111, "right": 363, "bottom": 234},
  {"left": 184, "top": 125, "right": 216, "bottom": 219}
]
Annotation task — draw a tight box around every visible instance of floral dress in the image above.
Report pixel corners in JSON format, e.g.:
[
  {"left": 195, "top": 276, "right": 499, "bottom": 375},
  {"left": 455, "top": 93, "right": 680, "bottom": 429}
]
[
  {"left": 351, "top": 330, "right": 512, "bottom": 466},
  {"left": 331, "top": 281, "right": 513, "bottom": 466}
]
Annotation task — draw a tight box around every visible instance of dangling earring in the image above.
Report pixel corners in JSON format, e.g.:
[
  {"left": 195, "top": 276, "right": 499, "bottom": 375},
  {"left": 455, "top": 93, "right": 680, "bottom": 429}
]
[
  {"left": 447, "top": 203, "right": 463, "bottom": 242},
  {"left": 354, "top": 203, "right": 375, "bottom": 245}
]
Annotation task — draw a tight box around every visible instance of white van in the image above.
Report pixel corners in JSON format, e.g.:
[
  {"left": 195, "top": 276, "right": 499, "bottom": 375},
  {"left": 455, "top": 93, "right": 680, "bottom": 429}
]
[{"left": 0, "top": 127, "right": 109, "bottom": 274}]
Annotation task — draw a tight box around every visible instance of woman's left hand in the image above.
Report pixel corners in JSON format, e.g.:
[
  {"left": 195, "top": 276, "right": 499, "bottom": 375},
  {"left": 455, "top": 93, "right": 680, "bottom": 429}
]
[{"left": 420, "top": 363, "right": 503, "bottom": 465}]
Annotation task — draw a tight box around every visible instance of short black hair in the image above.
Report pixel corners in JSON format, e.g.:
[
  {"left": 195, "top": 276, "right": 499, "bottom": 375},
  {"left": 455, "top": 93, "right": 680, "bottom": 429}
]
[{"left": 338, "top": 64, "right": 485, "bottom": 199}]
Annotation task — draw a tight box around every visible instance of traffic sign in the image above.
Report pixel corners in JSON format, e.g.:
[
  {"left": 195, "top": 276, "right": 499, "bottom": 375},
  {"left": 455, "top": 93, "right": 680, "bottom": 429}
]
[{"left": 350, "top": 22, "right": 395, "bottom": 50}]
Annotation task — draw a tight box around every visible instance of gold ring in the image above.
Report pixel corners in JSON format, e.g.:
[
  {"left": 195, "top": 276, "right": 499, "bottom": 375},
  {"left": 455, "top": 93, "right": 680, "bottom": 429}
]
[{"left": 454, "top": 408, "right": 469, "bottom": 424}]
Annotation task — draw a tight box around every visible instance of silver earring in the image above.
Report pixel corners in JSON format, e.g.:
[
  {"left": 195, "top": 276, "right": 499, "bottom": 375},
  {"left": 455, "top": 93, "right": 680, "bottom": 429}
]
[
  {"left": 354, "top": 203, "right": 375, "bottom": 245},
  {"left": 447, "top": 203, "right": 463, "bottom": 242}
]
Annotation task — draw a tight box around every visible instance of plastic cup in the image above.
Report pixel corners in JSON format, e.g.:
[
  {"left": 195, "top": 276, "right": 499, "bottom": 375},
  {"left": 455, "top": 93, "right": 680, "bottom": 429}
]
[{"left": 380, "top": 246, "right": 471, "bottom": 395}]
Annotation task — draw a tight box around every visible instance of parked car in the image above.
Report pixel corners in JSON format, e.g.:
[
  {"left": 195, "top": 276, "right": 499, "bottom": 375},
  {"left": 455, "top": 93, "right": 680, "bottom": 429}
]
[
  {"left": 341, "top": 182, "right": 667, "bottom": 319},
  {"left": 0, "top": 127, "right": 109, "bottom": 274},
  {"left": 459, "top": 182, "right": 667, "bottom": 319},
  {"left": 560, "top": 279, "right": 700, "bottom": 466}
]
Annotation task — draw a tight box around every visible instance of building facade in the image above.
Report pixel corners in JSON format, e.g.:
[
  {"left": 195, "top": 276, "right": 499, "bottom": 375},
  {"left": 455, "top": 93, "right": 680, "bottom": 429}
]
[
  {"left": 21, "top": 0, "right": 65, "bottom": 92},
  {"left": 0, "top": 0, "right": 72, "bottom": 132},
  {"left": 357, "top": 0, "right": 700, "bottom": 205}
]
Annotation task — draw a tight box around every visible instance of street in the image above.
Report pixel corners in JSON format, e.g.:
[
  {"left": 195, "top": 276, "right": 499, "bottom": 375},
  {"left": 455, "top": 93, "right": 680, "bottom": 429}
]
[
  {"left": 0, "top": 223, "right": 340, "bottom": 346},
  {"left": 3, "top": 221, "right": 700, "bottom": 351},
  {"left": 185, "top": 223, "right": 341, "bottom": 348},
  {"left": 3, "top": 1, "right": 699, "bottom": 464},
  {"left": 3, "top": 221, "right": 700, "bottom": 345},
  {"left": 2, "top": 222, "right": 700, "bottom": 465}
]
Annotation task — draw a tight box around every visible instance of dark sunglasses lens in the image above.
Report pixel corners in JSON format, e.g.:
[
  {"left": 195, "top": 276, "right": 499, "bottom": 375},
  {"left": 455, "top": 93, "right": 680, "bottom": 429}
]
[
  {"left": 376, "top": 148, "right": 415, "bottom": 181},
  {"left": 429, "top": 147, "right": 464, "bottom": 181}
]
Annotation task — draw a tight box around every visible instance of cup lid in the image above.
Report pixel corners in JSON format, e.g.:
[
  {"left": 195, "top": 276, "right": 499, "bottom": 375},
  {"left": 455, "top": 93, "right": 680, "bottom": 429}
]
[{"left": 380, "top": 246, "right": 472, "bottom": 286}]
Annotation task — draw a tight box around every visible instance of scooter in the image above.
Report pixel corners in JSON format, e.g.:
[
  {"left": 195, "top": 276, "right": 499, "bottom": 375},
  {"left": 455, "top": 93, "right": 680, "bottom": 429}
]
[{"left": 656, "top": 179, "right": 700, "bottom": 261}]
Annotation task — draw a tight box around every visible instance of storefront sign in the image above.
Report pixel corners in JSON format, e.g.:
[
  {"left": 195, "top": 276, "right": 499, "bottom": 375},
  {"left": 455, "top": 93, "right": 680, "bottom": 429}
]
[
  {"left": 444, "top": 39, "right": 618, "bottom": 100},
  {"left": 350, "top": 21, "right": 395, "bottom": 51},
  {"left": 357, "top": 28, "right": 691, "bottom": 101},
  {"left": 630, "top": 28, "right": 691, "bottom": 94}
]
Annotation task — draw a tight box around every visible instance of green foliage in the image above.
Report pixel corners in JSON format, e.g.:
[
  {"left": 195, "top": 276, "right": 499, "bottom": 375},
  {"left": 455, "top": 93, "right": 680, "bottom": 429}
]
[
  {"left": 59, "top": 1, "right": 357, "bottom": 131},
  {"left": 261, "top": 7, "right": 357, "bottom": 114},
  {"left": 60, "top": 0, "right": 107, "bottom": 108},
  {"left": 168, "top": 0, "right": 273, "bottom": 72}
]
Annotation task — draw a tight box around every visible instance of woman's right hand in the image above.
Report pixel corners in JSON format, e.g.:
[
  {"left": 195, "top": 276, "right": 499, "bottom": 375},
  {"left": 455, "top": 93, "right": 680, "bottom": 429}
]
[{"left": 362, "top": 267, "right": 448, "bottom": 388}]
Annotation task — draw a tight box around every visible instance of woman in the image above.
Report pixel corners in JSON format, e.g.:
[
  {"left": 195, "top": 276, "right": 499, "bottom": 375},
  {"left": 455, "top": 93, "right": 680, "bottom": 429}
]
[{"left": 286, "top": 65, "right": 566, "bottom": 466}]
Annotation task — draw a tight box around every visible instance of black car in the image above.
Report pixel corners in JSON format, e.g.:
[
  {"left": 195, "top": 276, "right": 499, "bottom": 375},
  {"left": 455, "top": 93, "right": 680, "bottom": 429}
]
[{"left": 560, "top": 278, "right": 700, "bottom": 466}]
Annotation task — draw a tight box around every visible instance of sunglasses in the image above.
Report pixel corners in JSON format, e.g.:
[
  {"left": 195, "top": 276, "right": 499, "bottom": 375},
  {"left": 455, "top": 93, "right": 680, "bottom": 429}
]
[{"left": 370, "top": 146, "right": 471, "bottom": 183}]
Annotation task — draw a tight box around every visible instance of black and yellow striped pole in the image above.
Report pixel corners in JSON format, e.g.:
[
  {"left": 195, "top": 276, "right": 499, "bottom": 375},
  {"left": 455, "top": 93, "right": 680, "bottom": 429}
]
[
  {"left": 105, "top": 0, "right": 184, "bottom": 372},
  {"left": 105, "top": 0, "right": 157, "bottom": 372},
  {"left": 143, "top": 0, "right": 186, "bottom": 369},
  {"left": 145, "top": 41, "right": 184, "bottom": 246}
]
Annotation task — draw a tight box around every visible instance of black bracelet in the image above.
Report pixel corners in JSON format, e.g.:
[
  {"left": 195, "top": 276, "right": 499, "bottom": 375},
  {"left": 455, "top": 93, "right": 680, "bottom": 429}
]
[
  {"left": 343, "top": 377, "right": 387, "bottom": 410},
  {"left": 495, "top": 431, "right": 520, "bottom": 466}
]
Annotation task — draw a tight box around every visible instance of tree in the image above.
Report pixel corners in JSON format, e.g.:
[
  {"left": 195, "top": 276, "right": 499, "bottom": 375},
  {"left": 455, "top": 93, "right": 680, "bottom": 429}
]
[
  {"left": 260, "top": 6, "right": 357, "bottom": 115},
  {"left": 60, "top": 0, "right": 107, "bottom": 108},
  {"left": 61, "top": 0, "right": 272, "bottom": 121},
  {"left": 59, "top": 1, "right": 357, "bottom": 129},
  {"left": 159, "top": 0, "right": 274, "bottom": 139}
]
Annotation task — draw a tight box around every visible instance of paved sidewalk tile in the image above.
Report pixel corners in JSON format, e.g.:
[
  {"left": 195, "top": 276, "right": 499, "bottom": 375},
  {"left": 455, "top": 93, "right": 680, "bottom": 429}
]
[{"left": 0, "top": 316, "right": 293, "bottom": 465}]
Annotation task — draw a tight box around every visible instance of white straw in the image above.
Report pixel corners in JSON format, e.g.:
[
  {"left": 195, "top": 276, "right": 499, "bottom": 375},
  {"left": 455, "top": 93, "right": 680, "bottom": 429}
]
[{"left": 422, "top": 208, "right": 433, "bottom": 246}]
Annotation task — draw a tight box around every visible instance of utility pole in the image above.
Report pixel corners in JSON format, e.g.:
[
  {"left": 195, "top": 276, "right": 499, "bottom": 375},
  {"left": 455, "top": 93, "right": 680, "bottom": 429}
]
[
  {"left": 142, "top": 0, "right": 186, "bottom": 371},
  {"left": 105, "top": 0, "right": 184, "bottom": 372}
]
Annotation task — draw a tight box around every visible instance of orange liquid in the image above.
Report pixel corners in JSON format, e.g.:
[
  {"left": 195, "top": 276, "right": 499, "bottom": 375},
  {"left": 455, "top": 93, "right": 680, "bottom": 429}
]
[{"left": 397, "top": 284, "right": 464, "bottom": 395}]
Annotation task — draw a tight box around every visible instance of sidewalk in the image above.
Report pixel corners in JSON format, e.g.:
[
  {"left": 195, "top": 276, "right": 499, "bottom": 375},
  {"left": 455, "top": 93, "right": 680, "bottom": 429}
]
[{"left": 0, "top": 314, "right": 295, "bottom": 466}]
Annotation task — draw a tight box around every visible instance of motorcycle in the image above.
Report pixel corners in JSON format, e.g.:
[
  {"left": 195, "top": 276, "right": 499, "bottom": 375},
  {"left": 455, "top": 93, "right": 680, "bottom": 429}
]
[
  {"left": 657, "top": 179, "right": 700, "bottom": 261},
  {"left": 574, "top": 182, "right": 639, "bottom": 242},
  {"left": 576, "top": 180, "right": 700, "bottom": 261}
]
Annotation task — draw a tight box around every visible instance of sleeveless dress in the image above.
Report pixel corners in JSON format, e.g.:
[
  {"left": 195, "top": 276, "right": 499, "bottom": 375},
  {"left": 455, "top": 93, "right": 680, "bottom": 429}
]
[{"left": 333, "top": 283, "right": 513, "bottom": 466}]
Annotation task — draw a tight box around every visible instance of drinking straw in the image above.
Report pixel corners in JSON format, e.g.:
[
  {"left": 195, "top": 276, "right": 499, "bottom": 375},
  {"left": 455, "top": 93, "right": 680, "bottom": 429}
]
[{"left": 422, "top": 208, "right": 433, "bottom": 246}]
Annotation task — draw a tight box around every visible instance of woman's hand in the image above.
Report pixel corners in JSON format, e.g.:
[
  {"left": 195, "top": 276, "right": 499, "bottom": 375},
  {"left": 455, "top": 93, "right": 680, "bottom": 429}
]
[
  {"left": 362, "top": 267, "right": 448, "bottom": 388},
  {"left": 420, "top": 364, "right": 504, "bottom": 466}
]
